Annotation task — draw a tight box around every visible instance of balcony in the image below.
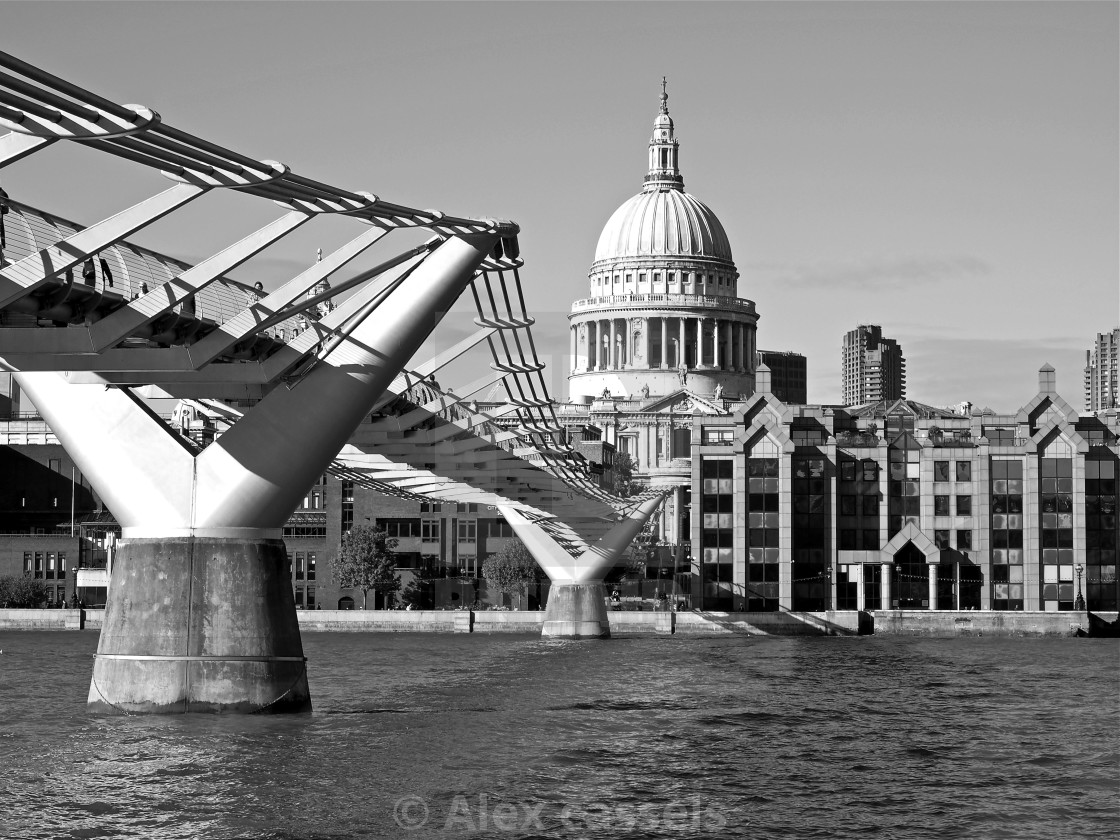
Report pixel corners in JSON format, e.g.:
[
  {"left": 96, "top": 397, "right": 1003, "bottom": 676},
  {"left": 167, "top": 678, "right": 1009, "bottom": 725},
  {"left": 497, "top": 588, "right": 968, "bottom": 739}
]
[
  {"left": 570, "top": 294, "right": 756, "bottom": 315},
  {"left": 928, "top": 431, "right": 975, "bottom": 448},
  {"left": 835, "top": 431, "right": 880, "bottom": 448}
]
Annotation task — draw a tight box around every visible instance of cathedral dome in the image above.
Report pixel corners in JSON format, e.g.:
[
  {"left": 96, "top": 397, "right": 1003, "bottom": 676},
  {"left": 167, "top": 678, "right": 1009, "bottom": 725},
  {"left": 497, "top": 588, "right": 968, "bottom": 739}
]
[
  {"left": 593, "top": 189, "right": 733, "bottom": 264},
  {"left": 567, "top": 79, "right": 756, "bottom": 405},
  {"left": 591, "top": 80, "right": 733, "bottom": 266}
]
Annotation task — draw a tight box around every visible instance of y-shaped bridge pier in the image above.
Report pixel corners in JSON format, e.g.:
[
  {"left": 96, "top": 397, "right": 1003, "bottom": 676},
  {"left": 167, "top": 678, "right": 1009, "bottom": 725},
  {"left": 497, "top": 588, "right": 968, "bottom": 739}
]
[{"left": 0, "top": 52, "right": 663, "bottom": 712}]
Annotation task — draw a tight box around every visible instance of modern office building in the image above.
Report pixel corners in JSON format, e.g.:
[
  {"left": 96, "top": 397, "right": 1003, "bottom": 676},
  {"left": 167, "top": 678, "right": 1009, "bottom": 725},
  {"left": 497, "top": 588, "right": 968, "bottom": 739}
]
[
  {"left": 688, "top": 364, "right": 1119, "bottom": 613},
  {"left": 1084, "top": 328, "right": 1119, "bottom": 413},
  {"left": 757, "top": 350, "right": 807, "bottom": 404},
  {"left": 842, "top": 324, "right": 906, "bottom": 405}
]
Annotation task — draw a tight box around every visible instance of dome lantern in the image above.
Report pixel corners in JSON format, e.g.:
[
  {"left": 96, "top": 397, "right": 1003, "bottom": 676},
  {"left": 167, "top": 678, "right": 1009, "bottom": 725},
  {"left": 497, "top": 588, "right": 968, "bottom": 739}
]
[{"left": 645, "top": 76, "right": 682, "bottom": 192}]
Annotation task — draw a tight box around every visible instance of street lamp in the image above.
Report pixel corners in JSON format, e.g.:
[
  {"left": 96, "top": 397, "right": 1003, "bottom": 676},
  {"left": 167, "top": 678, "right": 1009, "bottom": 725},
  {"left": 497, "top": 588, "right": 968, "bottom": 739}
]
[
  {"left": 458, "top": 566, "right": 470, "bottom": 610},
  {"left": 1075, "top": 564, "right": 1085, "bottom": 611}
]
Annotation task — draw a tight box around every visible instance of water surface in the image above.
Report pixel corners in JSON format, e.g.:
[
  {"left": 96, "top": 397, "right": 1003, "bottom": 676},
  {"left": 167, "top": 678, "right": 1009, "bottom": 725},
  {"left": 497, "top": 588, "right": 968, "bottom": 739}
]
[{"left": 1, "top": 631, "right": 1116, "bottom": 839}]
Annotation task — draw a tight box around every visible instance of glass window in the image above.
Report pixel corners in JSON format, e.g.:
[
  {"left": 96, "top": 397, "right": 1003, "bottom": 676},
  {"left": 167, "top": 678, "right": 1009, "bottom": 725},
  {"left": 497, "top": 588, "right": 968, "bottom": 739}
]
[
  {"left": 934, "top": 461, "right": 950, "bottom": 482},
  {"left": 458, "top": 519, "right": 477, "bottom": 543},
  {"left": 957, "top": 530, "right": 972, "bottom": 550},
  {"left": 307, "top": 553, "right": 316, "bottom": 581},
  {"left": 934, "top": 495, "right": 950, "bottom": 516},
  {"left": 956, "top": 461, "right": 971, "bottom": 482},
  {"left": 862, "top": 460, "right": 878, "bottom": 482},
  {"left": 956, "top": 495, "right": 972, "bottom": 516},
  {"left": 840, "top": 461, "right": 856, "bottom": 481}
]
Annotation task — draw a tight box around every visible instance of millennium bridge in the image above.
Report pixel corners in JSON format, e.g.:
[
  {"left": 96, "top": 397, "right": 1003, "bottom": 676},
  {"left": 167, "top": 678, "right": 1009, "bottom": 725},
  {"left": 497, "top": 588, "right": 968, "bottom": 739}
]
[{"left": 0, "top": 51, "right": 665, "bottom": 713}]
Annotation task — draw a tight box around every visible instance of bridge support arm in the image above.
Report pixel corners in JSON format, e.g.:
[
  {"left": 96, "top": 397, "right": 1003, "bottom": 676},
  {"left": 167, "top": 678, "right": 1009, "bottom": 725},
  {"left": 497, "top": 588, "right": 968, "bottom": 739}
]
[
  {"left": 192, "top": 232, "right": 500, "bottom": 530},
  {"left": 498, "top": 494, "right": 666, "bottom": 639}
]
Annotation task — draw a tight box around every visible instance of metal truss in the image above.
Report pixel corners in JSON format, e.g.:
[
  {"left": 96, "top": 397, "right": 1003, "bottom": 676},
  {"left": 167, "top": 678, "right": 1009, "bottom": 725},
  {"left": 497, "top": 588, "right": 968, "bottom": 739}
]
[{"left": 0, "top": 50, "right": 645, "bottom": 542}]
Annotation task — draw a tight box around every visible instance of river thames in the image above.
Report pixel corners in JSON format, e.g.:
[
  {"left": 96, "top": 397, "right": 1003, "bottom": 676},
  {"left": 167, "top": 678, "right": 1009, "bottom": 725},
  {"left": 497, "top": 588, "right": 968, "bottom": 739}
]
[{"left": 0, "top": 631, "right": 1116, "bottom": 839}]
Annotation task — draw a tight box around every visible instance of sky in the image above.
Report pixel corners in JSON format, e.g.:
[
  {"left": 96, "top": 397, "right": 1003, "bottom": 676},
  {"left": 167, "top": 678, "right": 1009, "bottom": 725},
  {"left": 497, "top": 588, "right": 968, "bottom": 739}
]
[{"left": 2, "top": 1, "right": 1117, "bottom": 412}]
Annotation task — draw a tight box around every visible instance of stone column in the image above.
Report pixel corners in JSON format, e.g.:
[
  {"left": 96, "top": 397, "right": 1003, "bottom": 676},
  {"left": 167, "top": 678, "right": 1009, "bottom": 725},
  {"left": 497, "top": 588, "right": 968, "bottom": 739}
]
[
  {"left": 671, "top": 486, "right": 683, "bottom": 543},
  {"left": 679, "top": 318, "right": 687, "bottom": 369},
  {"left": 570, "top": 324, "right": 578, "bottom": 373},
  {"left": 713, "top": 319, "right": 721, "bottom": 370},
  {"left": 660, "top": 317, "right": 668, "bottom": 368},
  {"left": 881, "top": 562, "right": 892, "bottom": 608},
  {"left": 738, "top": 323, "right": 745, "bottom": 372},
  {"left": 609, "top": 319, "right": 617, "bottom": 369},
  {"left": 588, "top": 321, "right": 597, "bottom": 369},
  {"left": 642, "top": 317, "right": 650, "bottom": 369},
  {"left": 626, "top": 318, "right": 634, "bottom": 369},
  {"left": 724, "top": 321, "right": 733, "bottom": 372},
  {"left": 695, "top": 318, "right": 704, "bottom": 368},
  {"left": 928, "top": 563, "right": 938, "bottom": 610}
]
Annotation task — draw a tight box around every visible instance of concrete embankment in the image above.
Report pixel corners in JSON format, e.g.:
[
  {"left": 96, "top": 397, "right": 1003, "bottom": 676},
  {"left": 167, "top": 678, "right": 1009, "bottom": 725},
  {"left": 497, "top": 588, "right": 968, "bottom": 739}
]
[
  {"left": 868, "top": 610, "right": 1112, "bottom": 637},
  {"left": 0, "top": 608, "right": 102, "bottom": 630},
  {"left": 291, "top": 609, "right": 863, "bottom": 635},
  {"left": 2, "top": 608, "right": 1113, "bottom": 637}
]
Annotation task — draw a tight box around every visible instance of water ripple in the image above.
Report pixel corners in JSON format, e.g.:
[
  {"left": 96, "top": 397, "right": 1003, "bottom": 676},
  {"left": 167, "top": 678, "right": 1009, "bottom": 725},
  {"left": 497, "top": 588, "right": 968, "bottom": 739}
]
[{"left": 0, "top": 632, "right": 1116, "bottom": 839}]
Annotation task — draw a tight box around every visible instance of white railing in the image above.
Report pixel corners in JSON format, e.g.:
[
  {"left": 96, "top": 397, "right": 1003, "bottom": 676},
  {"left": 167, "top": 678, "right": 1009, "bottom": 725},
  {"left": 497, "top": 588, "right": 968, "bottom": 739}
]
[{"left": 570, "top": 293, "right": 756, "bottom": 314}]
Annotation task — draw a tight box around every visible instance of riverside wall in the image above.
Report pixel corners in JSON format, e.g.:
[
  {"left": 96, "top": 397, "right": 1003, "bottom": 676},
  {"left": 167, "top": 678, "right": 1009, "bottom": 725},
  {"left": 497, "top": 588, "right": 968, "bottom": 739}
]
[
  {"left": 1, "top": 608, "right": 1113, "bottom": 637},
  {"left": 868, "top": 610, "right": 1113, "bottom": 637}
]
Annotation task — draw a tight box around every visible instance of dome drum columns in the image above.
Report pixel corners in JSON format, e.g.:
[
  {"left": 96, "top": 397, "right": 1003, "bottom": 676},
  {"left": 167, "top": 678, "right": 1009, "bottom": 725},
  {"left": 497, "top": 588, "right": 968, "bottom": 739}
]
[{"left": 568, "top": 312, "right": 757, "bottom": 398}]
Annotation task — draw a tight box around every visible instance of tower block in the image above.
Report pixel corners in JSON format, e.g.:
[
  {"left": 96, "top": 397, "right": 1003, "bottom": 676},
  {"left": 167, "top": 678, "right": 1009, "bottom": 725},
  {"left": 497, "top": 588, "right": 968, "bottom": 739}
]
[
  {"left": 499, "top": 494, "right": 666, "bottom": 638},
  {"left": 16, "top": 233, "right": 499, "bottom": 714}
]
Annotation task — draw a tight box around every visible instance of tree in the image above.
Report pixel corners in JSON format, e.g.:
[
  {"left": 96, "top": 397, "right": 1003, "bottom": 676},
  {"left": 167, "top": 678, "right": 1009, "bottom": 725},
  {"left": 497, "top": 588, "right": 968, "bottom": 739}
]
[
  {"left": 615, "top": 452, "right": 636, "bottom": 497},
  {"left": 481, "top": 539, "right": 543, "bottom": 610},
  {"left": 0, "top": 575, "right": 48, "bottom": 608},
  {"left": 335, "top": 525, "right": 400, "bottom": 609}
]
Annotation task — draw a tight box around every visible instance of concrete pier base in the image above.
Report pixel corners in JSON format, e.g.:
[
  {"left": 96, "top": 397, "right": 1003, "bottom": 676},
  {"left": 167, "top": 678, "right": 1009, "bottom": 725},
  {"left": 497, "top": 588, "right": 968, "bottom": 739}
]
[
  {"left": 88, "top": 537, "right": 310, "bottom": 714},
  {"left": 542, "top": 583, "right": 611, "bottom": 638}
]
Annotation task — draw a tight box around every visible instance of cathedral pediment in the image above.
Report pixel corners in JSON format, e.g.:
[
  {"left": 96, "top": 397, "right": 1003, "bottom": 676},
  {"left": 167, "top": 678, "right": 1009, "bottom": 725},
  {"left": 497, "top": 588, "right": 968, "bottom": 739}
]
[{"left": 638, "top": 390, "right": 729, "bottom": 415}]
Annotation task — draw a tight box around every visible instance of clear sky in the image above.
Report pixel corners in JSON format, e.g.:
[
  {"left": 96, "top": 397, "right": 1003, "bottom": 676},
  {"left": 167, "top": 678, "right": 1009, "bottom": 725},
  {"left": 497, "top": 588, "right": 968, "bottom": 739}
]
[{"left": 3, "top": 1, "right": 1117, "bottom": 412}]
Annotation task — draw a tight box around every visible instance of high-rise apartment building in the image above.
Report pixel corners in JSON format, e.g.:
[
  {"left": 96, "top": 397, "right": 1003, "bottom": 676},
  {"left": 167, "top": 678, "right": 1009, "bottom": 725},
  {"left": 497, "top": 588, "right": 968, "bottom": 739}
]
[
  {"left": 842, "top": 324, "right": 906, "bottom": 405},
  {"left": 1084, "top": 328, "right": 1119, "bottom": 413}
]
